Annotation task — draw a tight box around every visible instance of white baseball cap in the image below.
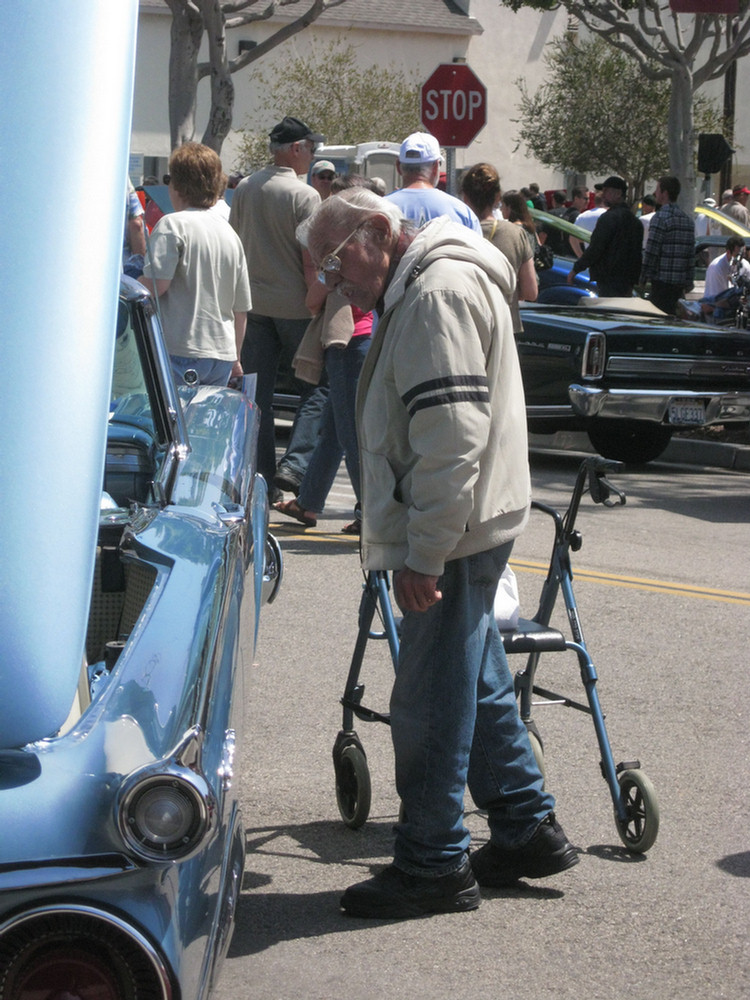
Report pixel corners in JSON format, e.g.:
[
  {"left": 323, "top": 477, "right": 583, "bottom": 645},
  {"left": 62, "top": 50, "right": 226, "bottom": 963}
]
[{"left": 399, "top": 132, "right": 441, "bottom": 164}]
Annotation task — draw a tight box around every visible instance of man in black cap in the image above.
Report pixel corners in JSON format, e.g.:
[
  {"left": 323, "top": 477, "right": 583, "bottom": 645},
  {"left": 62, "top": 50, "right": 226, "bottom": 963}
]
[
  {"left": 229, "top": 116, "right": 326, "bottom": 497},
  {"left": 566, "top": 176, "right": 643, "bottom": 298}
]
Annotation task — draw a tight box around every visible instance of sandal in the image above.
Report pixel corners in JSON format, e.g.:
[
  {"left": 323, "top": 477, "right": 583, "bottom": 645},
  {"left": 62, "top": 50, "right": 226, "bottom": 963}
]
[
  {"left": 341, "top": 518, "right": 361, "bottom": 536},
  {"left": 272, "top": 498, "right": 317, "bottom": 528}
]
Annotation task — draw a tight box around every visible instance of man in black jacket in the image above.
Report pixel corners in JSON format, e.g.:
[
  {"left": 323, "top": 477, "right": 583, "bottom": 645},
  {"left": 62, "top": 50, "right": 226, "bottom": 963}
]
[{"left": 566, "top": 176, "right": 642, "bottom": 298}]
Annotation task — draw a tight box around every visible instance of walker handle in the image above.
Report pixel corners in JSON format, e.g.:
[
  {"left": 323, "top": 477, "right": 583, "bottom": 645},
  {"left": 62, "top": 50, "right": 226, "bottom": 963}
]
[{"left": 587, "top": 458, "right": 626, "bottom": 508}]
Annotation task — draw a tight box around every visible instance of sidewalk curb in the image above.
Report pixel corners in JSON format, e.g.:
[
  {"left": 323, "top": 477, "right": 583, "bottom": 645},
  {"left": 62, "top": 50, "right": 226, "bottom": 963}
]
[{"left": 528, "top": 432, "right": 750, "bottom": 471}]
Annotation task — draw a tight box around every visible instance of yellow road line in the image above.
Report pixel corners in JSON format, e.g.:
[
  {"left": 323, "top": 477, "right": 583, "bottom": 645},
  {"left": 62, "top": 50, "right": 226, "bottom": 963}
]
[
  {"left": 510, "top": 559, "right": 750, "bottom": 606},
  {"left": 270, "top": 524, "right": 750, "bottom": 607},
  {"left": 270, "top": 522, "right": 358, "bottom": 543}
]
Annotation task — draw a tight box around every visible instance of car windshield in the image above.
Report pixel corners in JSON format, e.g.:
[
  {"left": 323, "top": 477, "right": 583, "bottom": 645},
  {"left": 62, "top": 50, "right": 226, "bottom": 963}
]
[
  {"left": 105, "top": 299, "right": 159, "bottom": 507},
  {"left": 112, "top": 299, "right": 151, "bottom": 407}
]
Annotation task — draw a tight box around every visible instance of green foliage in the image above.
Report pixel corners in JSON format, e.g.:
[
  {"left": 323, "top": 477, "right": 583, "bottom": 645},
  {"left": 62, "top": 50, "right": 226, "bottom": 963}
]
[
  {"left": 514, "top": 36, "right": 722, "bottom": 199},
  {"left": 234, "top": 38, "right": 422, "bottom": 172},
  {"left": 499, "top": 0, "right": 639, "bottom": 9},
  {"left": 499, "top": 0, "right": 561, "bottom": 10}
]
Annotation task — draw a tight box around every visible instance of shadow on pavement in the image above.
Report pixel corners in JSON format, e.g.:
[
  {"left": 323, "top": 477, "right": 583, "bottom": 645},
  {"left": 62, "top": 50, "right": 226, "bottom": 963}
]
[
  {"left": 717, "top": 850, "right": 750, "bottom": 878},
  {"left": 229, "top": 817, "right": 581, "bottom": 955}
]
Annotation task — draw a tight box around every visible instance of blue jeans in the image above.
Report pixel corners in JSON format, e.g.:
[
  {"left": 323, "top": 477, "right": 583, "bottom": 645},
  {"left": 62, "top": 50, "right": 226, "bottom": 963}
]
[
  {"left": 298, "top": 336, "right": 370, "bottom": 515},
  {"left": 275, "top": 381, "right": 329, "bottom": 485},
  {"left": 241, "top": 313, "right": 323, "bottom": 484},
  {"left": 391, "top": 543, "right": 554, "bottom": 876}
]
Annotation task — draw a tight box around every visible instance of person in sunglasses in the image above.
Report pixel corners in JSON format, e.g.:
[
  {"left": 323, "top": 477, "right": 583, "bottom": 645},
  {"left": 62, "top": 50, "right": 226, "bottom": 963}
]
[
  {"left": 310, "top": 159, "right": 337, "bottom": 200},
  {"left": 298, "top": 188, "right": 578, "bottom": 921}
]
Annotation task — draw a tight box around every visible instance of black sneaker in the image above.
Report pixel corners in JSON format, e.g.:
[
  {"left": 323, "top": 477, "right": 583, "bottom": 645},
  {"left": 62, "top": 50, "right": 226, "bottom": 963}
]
[
  {"left": 273, "top": 468, "right": 302, "bottom": 496},
  {"left": 340, "top": 858, "right": 480, "bottom": 919},
  {"left": 470, "top": 813, "right": 579, "bottom": 887}
]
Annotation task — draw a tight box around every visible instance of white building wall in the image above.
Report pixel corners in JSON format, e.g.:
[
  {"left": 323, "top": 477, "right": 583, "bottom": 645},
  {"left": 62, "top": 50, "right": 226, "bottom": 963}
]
[
  {"left": 130, "top": 3, "right": 749, "bottom": 198},
  {"left": 457, "top": 0, "right": 571, "bottom": 191}
]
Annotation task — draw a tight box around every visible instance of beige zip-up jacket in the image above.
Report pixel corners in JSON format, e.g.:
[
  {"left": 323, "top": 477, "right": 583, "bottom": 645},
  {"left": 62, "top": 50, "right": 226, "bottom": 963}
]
[{"left": 357, "top": 216, "right": 531, "bottom": 577}]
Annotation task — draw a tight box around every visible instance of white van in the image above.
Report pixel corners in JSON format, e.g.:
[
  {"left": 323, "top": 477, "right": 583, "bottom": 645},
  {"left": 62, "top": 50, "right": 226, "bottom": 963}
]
[{"left": 311, "top": 141, "right": 402, "bottom": 193}]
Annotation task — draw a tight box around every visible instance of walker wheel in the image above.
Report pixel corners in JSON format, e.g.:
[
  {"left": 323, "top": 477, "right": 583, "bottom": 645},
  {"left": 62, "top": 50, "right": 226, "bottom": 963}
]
[
  {"left": 526, "top": 725, "right": 546, "bottom": 785},
  {"left": 334, "top": 741, "right": 372, "bottom": 829},
  {"left": 615, "top": 768, "right": 659, "bottom": 853}
]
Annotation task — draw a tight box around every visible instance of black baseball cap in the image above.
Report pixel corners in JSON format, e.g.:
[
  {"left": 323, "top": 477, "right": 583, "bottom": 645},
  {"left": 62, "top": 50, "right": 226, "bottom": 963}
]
[
  {"left": 595, "top": 175, "right": 627, "bottom": 193},
  {"left": 269, "top": 116, "right": 324, "bottom": 145}
]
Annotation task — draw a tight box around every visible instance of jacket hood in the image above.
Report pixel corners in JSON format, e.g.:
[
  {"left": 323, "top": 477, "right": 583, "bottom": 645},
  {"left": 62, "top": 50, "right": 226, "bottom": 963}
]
[{"left": 384, "top": 215, "right": 517, "bottom": 312}]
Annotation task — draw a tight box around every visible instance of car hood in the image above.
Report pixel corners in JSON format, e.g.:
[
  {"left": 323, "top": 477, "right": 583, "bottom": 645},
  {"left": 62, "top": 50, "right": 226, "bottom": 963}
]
[
  {"left": 0, "top": 4, "right": 138, "bottom": 750},
  {"left": 519, "top": 302, "right": 750, "bottom": 360}
]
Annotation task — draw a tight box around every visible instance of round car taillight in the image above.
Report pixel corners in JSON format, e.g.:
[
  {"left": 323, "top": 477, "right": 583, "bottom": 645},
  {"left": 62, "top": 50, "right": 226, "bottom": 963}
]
[
  {"left": 6, "top": 945, "right": 123, "bottom": 1000},
  {"left": 0, "top": 908, "right": 171, "bottom": 1000},
  {"left": 118, "top": 773, "right": 211, "bottom": 861}
]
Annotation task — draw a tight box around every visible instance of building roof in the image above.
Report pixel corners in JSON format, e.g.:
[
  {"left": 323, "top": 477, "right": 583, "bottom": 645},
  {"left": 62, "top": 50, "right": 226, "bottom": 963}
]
[
  {"left": 315, "top": 0, "right": 482, "bottom": 34},
  {"left": 140, "top": 0, "right": 482, "bottom": 36}
]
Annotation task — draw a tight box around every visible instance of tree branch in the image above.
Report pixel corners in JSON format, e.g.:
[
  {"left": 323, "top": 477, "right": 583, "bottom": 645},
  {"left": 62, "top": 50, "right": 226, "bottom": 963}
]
[{"left": 198, "top": 0, "right": 348, "bottom": 79}]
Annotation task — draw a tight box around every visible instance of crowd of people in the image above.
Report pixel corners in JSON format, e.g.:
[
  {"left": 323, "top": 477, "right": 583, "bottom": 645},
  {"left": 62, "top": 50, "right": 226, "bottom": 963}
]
[{"left": 125, "top": 127, "right": 748, "bottom": 920}]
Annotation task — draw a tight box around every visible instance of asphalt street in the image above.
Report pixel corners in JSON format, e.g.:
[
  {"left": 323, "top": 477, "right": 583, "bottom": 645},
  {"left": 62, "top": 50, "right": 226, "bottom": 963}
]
[{"left": 215, "top": 439, "right": 750, "bottom": 1000}]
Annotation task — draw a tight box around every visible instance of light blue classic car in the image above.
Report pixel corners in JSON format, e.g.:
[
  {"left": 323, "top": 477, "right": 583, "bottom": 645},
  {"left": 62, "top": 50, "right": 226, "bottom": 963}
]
[{"left": 0, "top": 4, "right": 280, "bottom": 997}]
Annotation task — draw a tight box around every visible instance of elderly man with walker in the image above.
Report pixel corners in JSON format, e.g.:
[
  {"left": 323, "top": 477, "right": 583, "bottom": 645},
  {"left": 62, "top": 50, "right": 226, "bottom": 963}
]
[{"left": 298, "top": 189, "right": 579, "bottom": 920}]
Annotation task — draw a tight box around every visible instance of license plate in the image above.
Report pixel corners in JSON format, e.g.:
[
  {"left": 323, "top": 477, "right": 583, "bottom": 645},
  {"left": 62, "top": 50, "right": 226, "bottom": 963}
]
[{"left": 668, "top": 399, "right": 706, "bottom": 425}]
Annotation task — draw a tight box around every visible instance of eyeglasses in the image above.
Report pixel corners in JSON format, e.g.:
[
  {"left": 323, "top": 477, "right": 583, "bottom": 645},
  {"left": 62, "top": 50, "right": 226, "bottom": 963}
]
[{"left": 318, "top": 223, "right": 365, "bottom": 275}]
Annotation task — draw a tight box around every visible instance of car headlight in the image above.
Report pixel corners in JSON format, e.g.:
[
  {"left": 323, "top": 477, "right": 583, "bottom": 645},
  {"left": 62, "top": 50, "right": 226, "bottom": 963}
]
[{"left": 117, "top": 767, "right": 215, "bottom": 862}]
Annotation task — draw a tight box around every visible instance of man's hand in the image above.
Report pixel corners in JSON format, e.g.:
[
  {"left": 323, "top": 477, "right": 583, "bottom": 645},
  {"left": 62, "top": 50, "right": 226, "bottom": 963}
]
[
  {"left": 393, "top": 567, "right": 442, "bottom": 613},
  {"left": 566, "top": 269, "right": 575, "bottom": 285}
]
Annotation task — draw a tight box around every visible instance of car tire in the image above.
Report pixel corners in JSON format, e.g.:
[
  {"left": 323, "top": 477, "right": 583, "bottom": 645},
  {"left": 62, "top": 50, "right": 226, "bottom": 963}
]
[{"left": 586, "top": 419, "right": 673, "bottom": 464}]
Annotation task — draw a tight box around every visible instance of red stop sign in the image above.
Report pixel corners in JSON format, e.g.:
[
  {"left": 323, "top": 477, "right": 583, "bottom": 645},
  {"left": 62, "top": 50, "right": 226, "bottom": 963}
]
[{"left": 421, "top": 63, "right": 487, "bottom": 148}]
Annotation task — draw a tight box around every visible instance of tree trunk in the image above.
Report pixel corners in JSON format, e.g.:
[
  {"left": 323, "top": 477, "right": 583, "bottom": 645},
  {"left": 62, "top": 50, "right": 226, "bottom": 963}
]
[
  {"left": 667, "top": 63, "right": 697, "bottom": 211},
  {"left": 200, "top": 0, "right": 234, "bottom": 154},
  {"left": 167, "top": 1, "right": 204, "bottom": 150}
]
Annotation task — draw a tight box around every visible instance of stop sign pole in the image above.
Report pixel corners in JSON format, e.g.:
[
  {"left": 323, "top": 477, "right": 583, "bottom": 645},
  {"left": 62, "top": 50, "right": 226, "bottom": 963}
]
[{"left": 421, "top": 62, "right": 487, "bottom": 194}]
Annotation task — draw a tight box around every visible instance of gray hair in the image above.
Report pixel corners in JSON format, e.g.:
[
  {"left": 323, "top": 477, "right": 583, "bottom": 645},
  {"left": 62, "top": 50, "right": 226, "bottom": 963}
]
[{"left": 297, "top": 187, "right": 409, "bottom": 262}]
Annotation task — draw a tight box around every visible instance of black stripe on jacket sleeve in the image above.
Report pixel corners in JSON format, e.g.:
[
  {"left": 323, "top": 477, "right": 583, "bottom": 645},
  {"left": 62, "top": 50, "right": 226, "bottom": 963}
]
[
  {"left": 401, "top": 375, "right": 490, "bottom": 417},
  {"left": 401, "top": 375, "right": 489, "bottom": 405}
]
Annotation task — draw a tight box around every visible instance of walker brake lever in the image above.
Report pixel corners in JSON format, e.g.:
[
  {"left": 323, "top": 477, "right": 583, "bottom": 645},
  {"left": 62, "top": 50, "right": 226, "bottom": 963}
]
[{"left": 589, "top": 465, "right": 626, "bottom": 507}]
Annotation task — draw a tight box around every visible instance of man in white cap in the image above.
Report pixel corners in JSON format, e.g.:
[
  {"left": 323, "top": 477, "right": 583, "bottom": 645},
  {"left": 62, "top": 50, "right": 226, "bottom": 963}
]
[
  {"left": 310, "top": 159, "right": 336, "bottom": 200},
  {"left": 387, "top": 131, "right": 481, "bottom": 232}
]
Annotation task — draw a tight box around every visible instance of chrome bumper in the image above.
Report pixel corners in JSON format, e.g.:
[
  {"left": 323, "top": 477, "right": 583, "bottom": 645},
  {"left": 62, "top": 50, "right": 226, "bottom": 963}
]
[{"left": 568, "top": 385, "right": 750, "bottom": 424}]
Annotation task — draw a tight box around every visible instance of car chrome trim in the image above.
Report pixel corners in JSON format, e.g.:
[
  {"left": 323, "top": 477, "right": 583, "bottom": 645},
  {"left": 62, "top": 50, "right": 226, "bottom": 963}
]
[
  {"left": 0, "top": 856, "right": 136, "bottom": 892},
  {"left": 569, "top": 384, "right": 750, "bottom": 423},
  {"left": 525, "top": 405, "right": 576, "bottom": 418},
  {"left": 218, "top": 729, "right": 236, "bottom": 791},
  {"left": 607, "top": 355, "right": 750, "bottom": 377},
  {"left": 0, "top": 903, "right": 174, "bottom": 999},
  {"left": 116, "top": 726, "right": 217, "bottom": 863}
]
